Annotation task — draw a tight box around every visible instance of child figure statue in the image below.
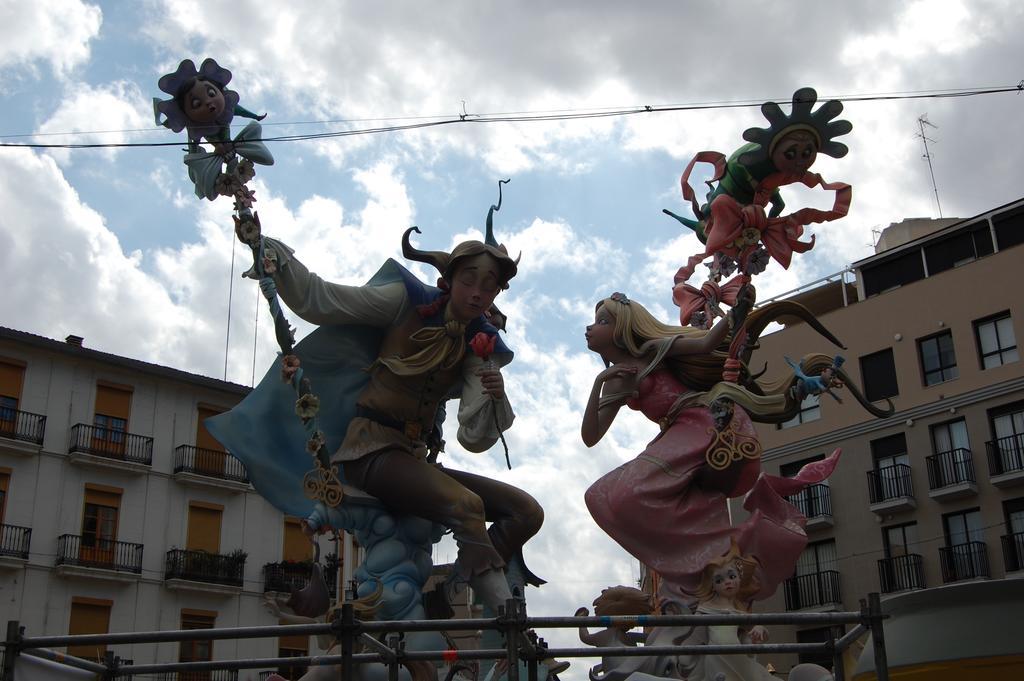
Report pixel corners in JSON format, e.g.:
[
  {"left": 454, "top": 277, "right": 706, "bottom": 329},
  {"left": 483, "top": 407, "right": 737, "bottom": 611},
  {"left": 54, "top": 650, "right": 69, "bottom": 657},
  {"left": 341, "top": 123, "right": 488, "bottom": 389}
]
[{"left": 576, "top": 586, "right": 653, "bottom": 678}]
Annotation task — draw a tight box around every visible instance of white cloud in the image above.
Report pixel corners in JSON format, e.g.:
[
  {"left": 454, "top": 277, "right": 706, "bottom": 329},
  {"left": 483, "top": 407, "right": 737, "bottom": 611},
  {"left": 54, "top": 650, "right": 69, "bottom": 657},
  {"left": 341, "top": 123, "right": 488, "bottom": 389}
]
[
  {"left": 35, "top": 81, "right": 151, "bottom": 165},
  {"left": 0, "top": 0, "right": 102, "bottom": 78}
]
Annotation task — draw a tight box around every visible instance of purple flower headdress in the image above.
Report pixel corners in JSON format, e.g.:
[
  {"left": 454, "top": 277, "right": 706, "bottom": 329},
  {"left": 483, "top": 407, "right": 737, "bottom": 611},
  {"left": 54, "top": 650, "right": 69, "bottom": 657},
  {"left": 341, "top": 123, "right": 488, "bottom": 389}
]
[{"left": 154, "top": 58, "right": 241, "bottom": 142}]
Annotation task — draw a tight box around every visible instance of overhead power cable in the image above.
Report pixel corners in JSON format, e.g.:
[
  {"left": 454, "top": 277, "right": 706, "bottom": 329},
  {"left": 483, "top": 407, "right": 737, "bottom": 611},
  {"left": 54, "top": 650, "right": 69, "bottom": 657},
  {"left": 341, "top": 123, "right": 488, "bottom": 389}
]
[{"left": 0, "top": 84, "right": 1019, "bottom": 150}]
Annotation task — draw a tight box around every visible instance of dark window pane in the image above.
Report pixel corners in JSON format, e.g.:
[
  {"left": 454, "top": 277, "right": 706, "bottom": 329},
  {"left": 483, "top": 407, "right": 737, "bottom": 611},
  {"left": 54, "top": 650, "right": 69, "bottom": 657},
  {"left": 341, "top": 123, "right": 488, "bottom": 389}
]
[
  {"left": 862, "top": 250, "right": 926, "bottom": 297},
  {"left": 860, "top": 348, "right": 899, "bottom": 401}
]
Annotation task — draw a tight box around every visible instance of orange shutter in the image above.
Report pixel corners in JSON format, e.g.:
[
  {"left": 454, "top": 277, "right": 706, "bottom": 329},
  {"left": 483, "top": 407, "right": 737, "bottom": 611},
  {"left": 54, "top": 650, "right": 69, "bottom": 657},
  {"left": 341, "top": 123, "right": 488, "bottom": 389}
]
[
  {"left": 186, "top": 503, "right": 223, "bottom": 553},
  {"left": 0, "top": 361, "right": 24, "bottom": 402},
  {"left": 196, "top": 406, "right": 226, "bottom": 451},
  {"left": 94, "top": 384, "right": 132, "bottom": 420},
  {"left": 67, "top": 598, "right": 112, "bottom": 662},
  {"left": 283, "top": 518, "right": 313, "bottom": 562},
  {"left": 84, "top": 484, "right": 123, "bottom": 509},
  {"left": 195, "top": 406, "right": 227, "bottom": 475}
]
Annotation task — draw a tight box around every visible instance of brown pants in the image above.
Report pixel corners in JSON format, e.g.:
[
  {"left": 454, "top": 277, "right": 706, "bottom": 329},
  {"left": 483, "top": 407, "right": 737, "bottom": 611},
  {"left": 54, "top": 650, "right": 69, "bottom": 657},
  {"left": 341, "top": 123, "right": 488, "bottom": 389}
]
[{"left": 344, "top": 450, "right": 544, "bottom": 579}]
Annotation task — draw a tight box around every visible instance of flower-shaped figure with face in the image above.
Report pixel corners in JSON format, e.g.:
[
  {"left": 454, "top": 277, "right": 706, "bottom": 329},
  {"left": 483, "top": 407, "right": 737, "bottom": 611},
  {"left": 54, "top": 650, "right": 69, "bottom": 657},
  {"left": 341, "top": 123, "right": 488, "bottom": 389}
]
[{"left": 154, "top": 57, "right": 265, "bottom": 145}]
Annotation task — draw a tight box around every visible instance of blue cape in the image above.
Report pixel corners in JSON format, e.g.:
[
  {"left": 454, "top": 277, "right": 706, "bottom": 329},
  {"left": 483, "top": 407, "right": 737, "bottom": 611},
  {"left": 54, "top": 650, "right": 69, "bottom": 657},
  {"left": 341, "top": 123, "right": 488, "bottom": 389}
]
[{"left": 206, "top": 259, "right": 511, "bottom": 518}]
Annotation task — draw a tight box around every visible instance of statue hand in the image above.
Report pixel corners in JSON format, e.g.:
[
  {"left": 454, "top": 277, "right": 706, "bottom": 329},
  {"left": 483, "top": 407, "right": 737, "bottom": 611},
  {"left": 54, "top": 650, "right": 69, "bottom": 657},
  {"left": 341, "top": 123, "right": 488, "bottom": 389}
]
[
  {"left": 477, "top": 366, "right": 505, "bottom": 401},
  {"left": 748, "top": 625, "right": 769, "bottom": 644}
]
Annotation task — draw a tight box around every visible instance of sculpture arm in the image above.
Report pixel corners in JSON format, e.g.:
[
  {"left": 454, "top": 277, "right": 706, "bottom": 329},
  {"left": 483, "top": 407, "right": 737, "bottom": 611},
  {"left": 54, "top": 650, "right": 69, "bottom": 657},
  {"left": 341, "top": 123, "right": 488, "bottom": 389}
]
[
  {"left": 264, "top": 237, "right": 407, "bottom": 326},
  {"left": 581, "top": 366, "right": 634, "bottom": 447},
  {"left": 456, "top": 353, "right": 514, "bottom": 453}
]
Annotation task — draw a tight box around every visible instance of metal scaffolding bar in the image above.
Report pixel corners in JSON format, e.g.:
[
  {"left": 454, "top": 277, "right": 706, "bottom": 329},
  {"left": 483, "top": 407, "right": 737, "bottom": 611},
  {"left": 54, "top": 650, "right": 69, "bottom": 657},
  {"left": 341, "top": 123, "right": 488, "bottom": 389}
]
[{"left": 5, "top": 594, "right": 891, "bottom": 680}]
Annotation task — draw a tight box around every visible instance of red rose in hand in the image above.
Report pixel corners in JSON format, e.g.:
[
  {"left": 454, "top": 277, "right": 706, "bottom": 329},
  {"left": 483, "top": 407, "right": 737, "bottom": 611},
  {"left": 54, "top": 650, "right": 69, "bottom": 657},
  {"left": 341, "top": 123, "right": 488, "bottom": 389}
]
[{"left": 469, "top": 331, "right": 496, "bottom": 360}]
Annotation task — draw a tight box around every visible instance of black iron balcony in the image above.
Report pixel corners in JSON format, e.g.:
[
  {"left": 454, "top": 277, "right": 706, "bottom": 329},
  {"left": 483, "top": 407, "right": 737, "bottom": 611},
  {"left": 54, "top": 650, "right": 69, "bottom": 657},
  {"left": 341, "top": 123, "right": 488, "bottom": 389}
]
[
  {"left": 0, "top": 524, "right": 31, "bottom": 559},
  {"left": 166, "top": 549, "right": 245, "bottom": 587},
  {"left": 926, "top": 448, "right": 975, "bottom": 489},
  {"left": 0, "top": 407, "right": 45, "bottom": 445},
  {"left": 867, "top": 464, "right": 914, "bottom": 504},
  {"left": 783, "top": 570, "right": 841, "bottom": 610},
  {"left": 68, "top": 423, "right": 153, "bottom": 465},
  {"left": 877, "top": 553, "right": 925, "bottom": 593},
  {"left": 986, "top": 434, "right": 1024, "bottom": 476},
  {"left": 174, "top": 445, "right": 249, "bottom": 484},
  {"left": 264, "top": 555, "right": 339, "bottom": 599},
  {"left": 939, "top": 541, "right": 989, "bottom": 582},
  {"left": 785, "top": 483, "right": 832, "bottom": 520},
  {"left": 1002, "top": 532, "right": 1024, "bottom": 573},
  {"left": 56, "top": 534, "right": 143, "bottom": 573},
  {"left": 154, "top": 671, "right": 238, "bottom": 681}
]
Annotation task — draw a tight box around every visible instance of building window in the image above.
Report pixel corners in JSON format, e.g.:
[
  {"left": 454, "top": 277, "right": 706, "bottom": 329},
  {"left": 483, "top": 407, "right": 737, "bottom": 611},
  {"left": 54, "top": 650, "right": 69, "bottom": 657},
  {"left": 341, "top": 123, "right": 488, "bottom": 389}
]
[
  {"left": 975, "top": 313, "right": 1018, "bottom": 369},
  {"left": 859, "top": 348, "right": 898, "bottom": 402},
  {"left": 929, "top": 419, "right": 973, "bottom": 487},
  {"left": 778, "top": 394, "right": 821, "bottom": 430},
  {"left": 81, "top": 486, "right": 121, "bottom": 566},
  {"left": 187, "top": 502, "right": 224, "bottom": 554},
  {"left": 918, "top": 331, "right": 958, "bottom": 386},
  {"left": 0, "top": 360, "right": 25, "bottom": 437},
  {"left": 0, "top": 469, "right": 9, "bottom": 525},
  {"left": 787, "top": 540, "right": 840, "bottom": 609},
  {"left": 880, "top": 522, "right": 924, "bottom": 592},
  {"left": 92, "top": 383, "right": 132, "bottom": 455},
  {"left": 990, "top": 404, "right": 1024, "bottom": 475},
  {"left": 868, "top": 433, "right": 912, "bottom": 503},
  {"left": 179, "top": 610, "right": 216, "bottom": 669},
  {"left": 795, "top": 627, "right": 842, "bottom": 669},
  {"left": 780, "top": 455, "right": 829, "bottom": 518},
  {"left": 68, "top": 598, "right": 113, "bottom": 662},
  {"left": 278, "top": 633, "right": 310, "bottom": 680},
  {"left": 941, "top": 508, "right": 987, "bottom": 581},
  {"left": 1004, "top": 498, "right": 1024, "bottom": 572}
]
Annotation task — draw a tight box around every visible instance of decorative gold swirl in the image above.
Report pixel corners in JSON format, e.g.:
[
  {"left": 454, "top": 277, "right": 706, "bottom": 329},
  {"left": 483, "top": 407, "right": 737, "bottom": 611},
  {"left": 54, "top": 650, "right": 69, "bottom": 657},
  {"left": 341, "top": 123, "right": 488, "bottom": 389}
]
[
  {"left": 704, "top": 421, "right": 763, "bottom": 471},
  {"left": 303, "top": 461, "right": 344, "bottom": 507}
]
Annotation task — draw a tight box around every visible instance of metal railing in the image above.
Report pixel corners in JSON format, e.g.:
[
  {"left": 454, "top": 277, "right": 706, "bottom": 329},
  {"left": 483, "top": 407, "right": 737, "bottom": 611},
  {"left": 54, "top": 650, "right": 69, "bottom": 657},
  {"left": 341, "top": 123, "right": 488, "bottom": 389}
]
[
  {"left": 785, "top": 483, "right": 832, "bottom": 519},
  {"left": 925, "top": 448, "right": 975, "bottom": 489},
  {"left": 165, "top": 549, "right": 245, "bottom": 587},
  {"left": 0, "top": 408, "right": 45, "bottom": 445},
  {"left": 939, "top": 541, "right": 989, "bottom": 583},
  {"left": 174, "top": 445, "right": 249, "bottom": 484},
  {"left": 154, "top": 671, "right": 238, "bottom": 681},
  {"left": 877, "top": 553, "right": 925, "bottom": 593},
  {"left": 2, "top": 594, "right": 893, "bottom": 681},
  {"left": 986, "top": 434, "right": 1024, "bottom": 476},
  {"left": 0, "top": 525, "right": 30, "bottom": 560},
  {"left": 68, "top": 424, "right": 153, "bottom": 465},
  {"left": 55, "top": 534, "right": 143, "bottom": 573},
  {"left": 1001, "top": 532, "right": 1024, "bottom": 573},
  {"left": 867, "top": 464, "right": 914, "bottom": 503},
  {"left": 263, "top": 557, "right": 339, "bottom": 600},
  {"left": 783, "top": 570, "right": 842, "bottom": 610}
]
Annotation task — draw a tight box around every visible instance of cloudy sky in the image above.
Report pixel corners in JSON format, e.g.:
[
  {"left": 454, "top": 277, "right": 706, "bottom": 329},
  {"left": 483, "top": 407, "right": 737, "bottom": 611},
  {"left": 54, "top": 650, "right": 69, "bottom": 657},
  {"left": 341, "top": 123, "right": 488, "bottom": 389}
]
[{"left": 1, "top": 0, "right": 1022, "bottom": 671}]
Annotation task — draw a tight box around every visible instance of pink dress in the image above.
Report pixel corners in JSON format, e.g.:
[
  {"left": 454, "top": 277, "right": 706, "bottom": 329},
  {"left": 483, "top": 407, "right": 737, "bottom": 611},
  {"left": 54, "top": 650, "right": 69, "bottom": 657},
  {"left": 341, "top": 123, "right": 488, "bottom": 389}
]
[{"left": 585, "top": 369, "right": 838, "bottom": 603}]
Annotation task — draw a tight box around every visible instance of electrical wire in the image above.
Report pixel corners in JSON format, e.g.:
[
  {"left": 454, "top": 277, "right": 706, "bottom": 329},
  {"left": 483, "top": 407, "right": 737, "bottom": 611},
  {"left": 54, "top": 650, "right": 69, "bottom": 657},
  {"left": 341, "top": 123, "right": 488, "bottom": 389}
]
[{"left": 0, "top": 84, "right": 1019, "bottom": 150}]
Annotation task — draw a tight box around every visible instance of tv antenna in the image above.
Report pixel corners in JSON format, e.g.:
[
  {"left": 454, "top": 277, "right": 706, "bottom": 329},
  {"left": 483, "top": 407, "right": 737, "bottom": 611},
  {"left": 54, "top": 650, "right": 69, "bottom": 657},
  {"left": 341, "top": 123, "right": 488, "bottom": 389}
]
[{"left": 916, "top": 114, "right": 943, "bottom": 218}]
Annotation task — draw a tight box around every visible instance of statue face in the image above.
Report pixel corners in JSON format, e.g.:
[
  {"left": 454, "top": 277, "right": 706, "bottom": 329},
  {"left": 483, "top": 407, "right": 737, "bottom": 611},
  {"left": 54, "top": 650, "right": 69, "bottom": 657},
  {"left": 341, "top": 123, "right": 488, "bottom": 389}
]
[
  {"left": 184, "top": 79, "right": 226, "bottom": 124},
  {"left": 448, "top": 253, "right": 502, "bottom": 322},
  {"left": 711, "top": 564, "right": 741, "bottom": 599},
  {"left": 585, "top": 304, "right": 616, "bottom": 355},
  {"left": 771, "top": 130, "right": 818, "bottom": 178}
]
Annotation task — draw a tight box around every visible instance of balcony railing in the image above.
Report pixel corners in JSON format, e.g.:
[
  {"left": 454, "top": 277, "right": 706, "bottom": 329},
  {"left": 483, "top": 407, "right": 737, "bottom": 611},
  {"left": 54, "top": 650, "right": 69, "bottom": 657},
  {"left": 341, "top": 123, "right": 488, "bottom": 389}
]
[
  {"left": 264, "top": 556, "right": 339, "bottom": 599},
  {"left": 0, "top": 407, "right": 46, "bottom": 445},
  {"left": 926, "top": 448, "right": 975, "bottom": 489},
  {"left": 68, "top": 423, "right": 153, "bottom": 465},
  {"left": 986, "top": 434, "right": 1024, "bottom": 476},
  {"left": 939, "top": 541, "right": 990, "bottom": 583},
  {"left": 0, "top": 524, "right": 31, "bottom": 559},
  {"left": 877, "top": 553, "right": 925, "bottom": 593},
  {"left": 56, "top": 534, "right": 143, "bottom": 573},
  {"left": 174, "top": 445, "right": 249, "bottom": 484},
  {"left": 1002, "top": 532, "right": 1024, "bottom": 572},
  {"left": 867, "top": 463, "right": 914, "bottom": 503},
  {"left": 783, "top": 570, "right": 841, "bottom": 610},
  {"left": 154, "top": 671, "right": 239, "bottom": 681},
  {"left": 166, "top": 549, "right": 245, "bottom": 587},
  {"left": 785, "top": 483, "right": 832, "bottom": 520}
]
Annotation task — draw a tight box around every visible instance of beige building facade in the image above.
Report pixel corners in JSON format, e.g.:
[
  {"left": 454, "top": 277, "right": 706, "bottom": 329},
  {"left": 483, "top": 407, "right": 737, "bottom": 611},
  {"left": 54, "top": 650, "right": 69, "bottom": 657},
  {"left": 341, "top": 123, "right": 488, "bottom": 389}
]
[
  {"left": 744, "top": 197, "right": 1024, "bottom": 671},
  {"left": 0, "top": 328, "right": 350, "bottom": 680}
]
